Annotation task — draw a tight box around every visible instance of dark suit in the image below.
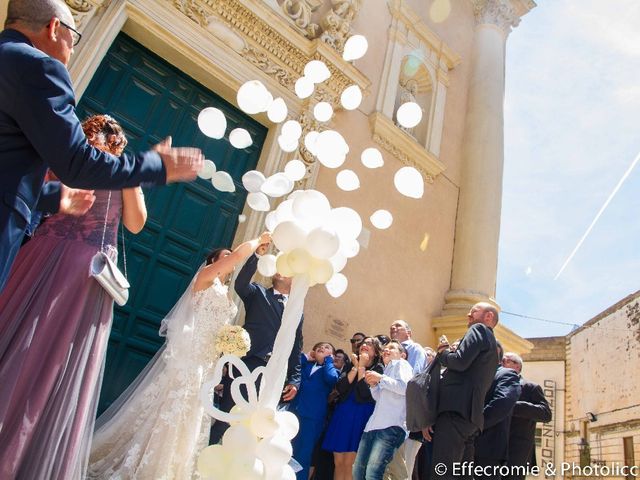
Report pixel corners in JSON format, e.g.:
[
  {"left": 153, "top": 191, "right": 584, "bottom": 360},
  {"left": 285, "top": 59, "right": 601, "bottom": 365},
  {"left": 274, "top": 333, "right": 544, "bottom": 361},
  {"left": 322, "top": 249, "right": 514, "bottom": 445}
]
[
  {"left": 210, "top": 254, "right": 303, "bottom": 443},
  {"left": 431, "top": 323, "right": 498, "bottom": 479},
  {"left": 505, "top": 380, "right": 552, "bottom": 479},
  {"left": 474, "top": 366, "right": 522, "bottom": 478},
  {"left": 0, "top": 29, "right": 165, "bottom": 291}
]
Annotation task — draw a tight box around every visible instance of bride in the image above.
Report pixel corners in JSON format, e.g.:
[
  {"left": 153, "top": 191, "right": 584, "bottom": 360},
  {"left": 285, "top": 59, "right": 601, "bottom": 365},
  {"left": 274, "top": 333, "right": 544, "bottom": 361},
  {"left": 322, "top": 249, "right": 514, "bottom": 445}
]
[{"left": 87, "top": 231, "right": 271, "bottom": 479}]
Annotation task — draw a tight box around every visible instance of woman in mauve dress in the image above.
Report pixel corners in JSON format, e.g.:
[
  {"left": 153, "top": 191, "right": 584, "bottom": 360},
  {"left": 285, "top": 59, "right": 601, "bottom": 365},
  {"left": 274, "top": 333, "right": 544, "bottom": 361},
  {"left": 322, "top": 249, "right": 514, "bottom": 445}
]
[{"left": 0, "top": 114, "right": 147, "bottom": 480}]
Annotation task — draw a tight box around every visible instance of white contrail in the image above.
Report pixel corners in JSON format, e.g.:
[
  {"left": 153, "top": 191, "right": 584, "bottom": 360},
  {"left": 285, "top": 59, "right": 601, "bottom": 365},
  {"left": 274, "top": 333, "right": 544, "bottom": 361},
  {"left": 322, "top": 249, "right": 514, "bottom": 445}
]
[{"left": 555, "top": 150, "right": 640, "bottom": 280}]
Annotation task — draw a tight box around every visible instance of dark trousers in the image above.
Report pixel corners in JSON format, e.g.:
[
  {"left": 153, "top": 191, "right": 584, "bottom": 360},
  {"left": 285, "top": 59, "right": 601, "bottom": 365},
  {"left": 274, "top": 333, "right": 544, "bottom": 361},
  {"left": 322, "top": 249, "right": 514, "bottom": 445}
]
[
  {"left": 430, "top": 412, "right": 478, "bottom": 480},
  {"left": 209, "top": 355, "right": 267, "bottom": 444}
]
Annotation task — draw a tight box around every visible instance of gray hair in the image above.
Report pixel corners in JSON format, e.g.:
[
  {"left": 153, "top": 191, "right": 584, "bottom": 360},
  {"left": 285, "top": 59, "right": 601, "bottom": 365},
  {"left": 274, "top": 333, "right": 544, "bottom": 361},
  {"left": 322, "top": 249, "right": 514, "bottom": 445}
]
[
  {"left": 504, "top": 352, "right": 523, "bottom": 371},
  {"left": 5, "top": 0, "right": 72, "bottom": 29}
]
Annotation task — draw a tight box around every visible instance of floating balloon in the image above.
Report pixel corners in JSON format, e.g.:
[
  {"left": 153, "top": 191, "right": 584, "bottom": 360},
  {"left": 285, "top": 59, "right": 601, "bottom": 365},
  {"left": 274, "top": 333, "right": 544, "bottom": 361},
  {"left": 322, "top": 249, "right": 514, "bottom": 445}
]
[
  {"left": 267, "top": 97, "right": 288, "bottom": 123},
  {"left": 292, "top": 190, "right": 331, "bottom": 222},
  {"left": 276, "top": 252, "right": 295, "bottom": 277},
  {"left": 198, "top": 159, "right": 217, "bottom": 180},
  {"left": 336, "top": 169, "right": 360, "bottom": 191},
  {"left": 339, "top": 237, "right": 361, "bottom": 258},
  {"left": 238, "top": 214, "right": 247, "bottom": 224},
  {"left": 242, "top": 170, "right": 266, "bottom": 193},
  {"left": 343, "top": 34, "right": 369, "bottom": 61},
  {"left": 212, "top": 171, "right": 236, "bottom": 192},
  {"left": 275, "top": 199, "right": 295, "bottom": 223},
  {"left": 272, "top": 221, "right": 307, "bottom": 252},
  {"left": 304, "top": 131, "right": 320, "bottom": 156},
  {"left": 278, "top": 135, "right": 299, "bottom": 153},
  {"left": 326, "top": 272, "right": 348, "bottom": 298},
  {"left": 329, "top": 253, "right": 347, "bottom": 273},
  {"left": 198, "top": 107, "right": 227, "bottom": 139},
  {"left": 265, "top": 211, "right": 279, "bottom": 231},
  {"left": 261, "top": 173, "right": 294, "bottom": 198},
  {"left": 313, "top": 102, "right": 333, "bottom": 122},
  {"left": 340, "top": 85, "right": 362, "bottom": 110},
  {"left": 309, "top": 258, "right": 334, "bottom": 284},
  {"left": 281, "top": 120, "right": 302, "bottom": 141},
  {"left": 396, "top": 102, "right": 423, "bottom": 128},
  {"left": 229, "top": 128, "right": 253, "bottom": 149},
  {"left": 394, "top": 166, "right": 424, "bottom": 199},
  {"left": 361, "top": 148, "right": 384, "bottom": 168},
  {"left": 306, "top": 227, "right": 340, "bottom": 259},
  {"left": 370, "top": 209, "right": 393, "bottom": 229},
  {"left": 287, "top": 248, "right": 312, "bottom": 274},
  {"left": 429, "top": 0, "right": 452, "bottom": 23},
  {"left": 329, "top": 207, "right": 362, "bottom": 241},
  {"left": 294, "top": 76, "right": 314, "bottom": 99},
  {"left": 237, "top": 80, "right": 272, "bottom": 115},
  {"left": 247, "top": 192, "right": 271, "bottom": 211},
  {"left": 315, "top": 130, "right": 349, "bottom": 169},
  {"left": 257, "top": 254, "right": 278, "bottom": 277},
  {"left": 304, "top": 60, "right": 331, "bottom": 83},
  {"left": 284, "top": 159, "right": 306, "bottom": 182}
]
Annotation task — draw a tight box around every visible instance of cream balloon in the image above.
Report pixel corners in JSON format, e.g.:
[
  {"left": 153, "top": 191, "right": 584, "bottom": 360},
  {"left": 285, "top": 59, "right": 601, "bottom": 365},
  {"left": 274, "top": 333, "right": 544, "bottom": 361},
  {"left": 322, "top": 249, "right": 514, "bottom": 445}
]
[
  {"left": 336, "top": 169, "right": 360, "bottom": 191},
  {"left": 197, "top": 445, "right": 229, "bottom": 477},
  {"left": 222, "top": 424, "right": 258, "bottom": 456},
  {"left": 370, "top": 209, "right": 393, "bottom": 229},
  {"left": 274, "top": 411, "right": 300, "bottom": 441},
  {"left": 272, "top": 221, "right": 307, "bottom": 252},
  {"left": 197, "top": 159, "right": 217, "bottom": 180},
  {"left": 257, "top": 254, "right": 278, "bottom": 277},
  {"left": 229, "top": 128, "right": 253, "bottom": 149},
  {"left": 267, "top": 97, "right": 288, "bottom": 123},
  {"left": 261, "top": 173, "right": 294, "bottom": 198},
  {"left": 325, "top": 272, "right": 348, "bottom": 298},
  {"left": 294, "top": 76, "right": 314, "bottom": 99},
  {"left": 247, "top": 192, "right": 271, "bottom": 211},
  {"left": 280, "top": 464, "right": 297, "bottom": 480},
  {"left": 198, "top": 107, "right": 227, "bottom": 139},
  {"left": 309, "top": 258, "right": 334, "bottom": 284},
  {"left": 314, "top": 130, "right": 349, "bottom": 169},
  {"left": 242, "top": 170, "right": 266, "bottom": 193},
  {"left": 361, "top": 147, "right": 384, "bottom": 168},
  {"left": 313, "top": 102, "right": 333, "bottom": 122},
  {"left": 342, "top": 34, "right": 369, "bottom": 61},
  {"left": 396, "top": 101, "right": 423, "bottom": 128},
  {"left": 228, "top": 456, "right": 264, "bottom": 480},
  {"left": 237, "top": 80, "right": 272, "bottom": 114},
  {"left": 340, "top": 85, "right": 362, "bottom": 110},
  {"left": 249, "top": 407, "right": 279, "bottom": 438},
  {"left": 212, "top": 171, "right": 236, "bottom": 192},
  {"left": 287, "top": 248, "right": 312, "bottom": 274},
  {"left": 284, "top": 159, "right": 306, "bottom": 182},
  {"left": 394, "top": 166, "right": 424, "bottom": 199},
  {"left": 276, "top": 253, "right": 295, "bottom": 277},
  {"left": 306, "top": 226, "right": 340, "bottom": 259},
  {"left": 304, "top": 60, "right": 331, "bottom": 83}
]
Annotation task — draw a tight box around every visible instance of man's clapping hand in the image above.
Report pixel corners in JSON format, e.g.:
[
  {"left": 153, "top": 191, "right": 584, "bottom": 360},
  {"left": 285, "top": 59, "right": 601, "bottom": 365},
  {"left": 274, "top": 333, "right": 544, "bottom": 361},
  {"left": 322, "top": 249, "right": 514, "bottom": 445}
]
[{"left": 153, "top": 136, "right": 204, "bottom": 184}]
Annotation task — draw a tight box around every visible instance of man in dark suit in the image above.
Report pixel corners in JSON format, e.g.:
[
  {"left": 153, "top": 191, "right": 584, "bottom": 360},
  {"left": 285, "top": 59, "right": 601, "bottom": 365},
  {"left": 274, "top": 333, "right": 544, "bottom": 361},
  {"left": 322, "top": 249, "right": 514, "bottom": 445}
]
[
  {"left": 474, "top": 343, "right": 522, "bottom": 479},
  {"left": 0, "top": 0, "right": 203, "bottom": 292},
  {"left": 427, "top": 302, "right": 499, "bottom": 480},
  {"left": 210, "top": 247, "right": 303, "bottom": 442},
  {"left": 503, "top": 353, "right": 552, "bottom": 480}
]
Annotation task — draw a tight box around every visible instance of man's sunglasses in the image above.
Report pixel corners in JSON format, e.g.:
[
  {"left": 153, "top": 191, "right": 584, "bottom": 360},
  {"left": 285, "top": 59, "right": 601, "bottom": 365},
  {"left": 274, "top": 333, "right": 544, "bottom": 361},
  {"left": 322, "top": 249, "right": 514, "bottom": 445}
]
[{"left": 350, "top": 338, "right": 364, "bottom": 344}]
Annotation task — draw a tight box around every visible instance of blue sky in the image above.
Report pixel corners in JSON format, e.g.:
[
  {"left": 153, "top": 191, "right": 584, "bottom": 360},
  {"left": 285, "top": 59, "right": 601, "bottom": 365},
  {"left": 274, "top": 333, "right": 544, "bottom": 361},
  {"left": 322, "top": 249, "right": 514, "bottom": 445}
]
[{"left": 497, "top": 1, "right": 640, "bottom": 338}]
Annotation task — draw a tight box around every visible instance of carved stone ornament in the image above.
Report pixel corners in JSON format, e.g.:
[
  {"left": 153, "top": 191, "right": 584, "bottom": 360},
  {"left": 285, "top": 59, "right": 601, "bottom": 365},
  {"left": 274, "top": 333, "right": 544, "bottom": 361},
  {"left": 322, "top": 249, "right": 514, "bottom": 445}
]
[
  {"left": 65, "top": 0, "right": 110, "bottom": 29},
  {"left": 320, "top": 0, "right": 362, "bottom": 52},
  {"left": 472, "top": 0, "right": 522, "bottom": 33},
  {"left": 173, "top": 0, "right": 209, "bottom": 27},
  {"left": 281, "top": 0, "right": 321, "bottom": 38}
]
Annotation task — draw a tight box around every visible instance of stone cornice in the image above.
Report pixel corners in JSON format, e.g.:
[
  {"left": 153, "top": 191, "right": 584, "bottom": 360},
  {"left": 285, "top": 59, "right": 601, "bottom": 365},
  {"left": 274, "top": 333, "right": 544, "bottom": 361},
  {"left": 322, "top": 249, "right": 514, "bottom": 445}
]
[
  {"left": 368, "top": 111, "right": 445, "bottom": 183},
  {"left": 470, "top": 0, "right": 536, "bottom": 33},
  {"left": 387, "top": 0, "right": 461, "bottom": 70}
]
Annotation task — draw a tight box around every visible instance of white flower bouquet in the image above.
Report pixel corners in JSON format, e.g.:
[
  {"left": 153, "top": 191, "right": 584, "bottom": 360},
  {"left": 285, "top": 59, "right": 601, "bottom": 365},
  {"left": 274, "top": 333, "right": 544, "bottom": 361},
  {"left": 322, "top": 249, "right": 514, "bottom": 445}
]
[{"left": 214, "top": 324, "right": 251, "bottom": 357}]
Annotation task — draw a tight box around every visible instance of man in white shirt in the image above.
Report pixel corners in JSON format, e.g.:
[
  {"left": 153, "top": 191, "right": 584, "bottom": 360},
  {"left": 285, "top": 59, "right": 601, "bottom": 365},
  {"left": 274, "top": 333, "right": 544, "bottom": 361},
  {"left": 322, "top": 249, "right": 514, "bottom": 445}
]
[{"left": 353, "top": 341, "right": 414, "bottom": 479}]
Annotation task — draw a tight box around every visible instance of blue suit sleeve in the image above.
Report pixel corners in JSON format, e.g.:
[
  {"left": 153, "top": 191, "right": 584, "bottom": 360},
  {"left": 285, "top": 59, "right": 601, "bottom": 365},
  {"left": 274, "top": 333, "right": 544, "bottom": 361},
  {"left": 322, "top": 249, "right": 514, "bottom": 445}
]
[
  {"left": 13, "top": 56, "right": 165, "bottom": 188},
  {"left": 36, "top": 181, "right": 61, "bottom": 214},
  {"left": 483, "top": 369, "right": 522, "bottom": 429},
  {"left": 234, "top": 254, "right": 259, "bottom": 300},
  {"left": 321, "top": 357, "right": 339, "bottom": 386}
]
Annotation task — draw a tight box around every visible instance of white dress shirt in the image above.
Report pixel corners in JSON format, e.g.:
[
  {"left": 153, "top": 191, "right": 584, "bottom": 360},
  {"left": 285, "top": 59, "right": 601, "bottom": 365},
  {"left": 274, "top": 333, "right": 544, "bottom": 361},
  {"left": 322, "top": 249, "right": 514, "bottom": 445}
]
[{"left": 364, "top": 358, "right": 414, "bottom": 432}]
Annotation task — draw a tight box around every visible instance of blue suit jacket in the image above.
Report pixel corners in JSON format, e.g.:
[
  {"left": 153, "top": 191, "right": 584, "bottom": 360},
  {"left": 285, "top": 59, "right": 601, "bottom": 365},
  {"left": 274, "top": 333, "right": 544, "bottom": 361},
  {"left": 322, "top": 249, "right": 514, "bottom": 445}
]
[
  {"left": 0, "top": 29, "right": 166, "bottom": 291},
  {"left": 291, "top": 354, "right": 339, "bottom": 420},
  {"left": 234, "top": 254, "right": 304, "bottom": 387}
]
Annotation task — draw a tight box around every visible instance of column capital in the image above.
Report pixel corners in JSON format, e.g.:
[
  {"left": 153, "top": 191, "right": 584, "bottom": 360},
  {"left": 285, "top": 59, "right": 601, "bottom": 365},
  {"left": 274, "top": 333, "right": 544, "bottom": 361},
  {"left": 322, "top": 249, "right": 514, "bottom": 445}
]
[{"left": 471, "top": 0, "right": 536, "bottom": 34}]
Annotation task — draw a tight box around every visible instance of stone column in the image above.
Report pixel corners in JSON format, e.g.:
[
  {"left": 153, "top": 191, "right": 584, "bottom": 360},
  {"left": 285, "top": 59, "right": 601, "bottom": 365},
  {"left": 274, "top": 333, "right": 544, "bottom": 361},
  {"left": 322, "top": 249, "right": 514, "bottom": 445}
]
[{"left": 435, "top": 0, "right": 535, "bottom": 354}]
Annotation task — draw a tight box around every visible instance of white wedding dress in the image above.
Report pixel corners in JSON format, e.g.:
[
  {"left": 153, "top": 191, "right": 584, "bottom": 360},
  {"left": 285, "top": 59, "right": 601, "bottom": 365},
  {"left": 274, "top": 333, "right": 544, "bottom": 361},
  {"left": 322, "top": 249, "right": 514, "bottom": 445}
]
[{"left": 88, "top": 277, "right": 237, "bottom": 479}]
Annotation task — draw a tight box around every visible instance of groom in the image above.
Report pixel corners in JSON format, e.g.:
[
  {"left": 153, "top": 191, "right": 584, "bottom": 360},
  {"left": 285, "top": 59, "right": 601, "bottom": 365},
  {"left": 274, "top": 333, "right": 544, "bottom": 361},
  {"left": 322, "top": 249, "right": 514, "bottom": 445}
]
[{"left": 210, "top": 243, "right": 303, "bottom": 443}]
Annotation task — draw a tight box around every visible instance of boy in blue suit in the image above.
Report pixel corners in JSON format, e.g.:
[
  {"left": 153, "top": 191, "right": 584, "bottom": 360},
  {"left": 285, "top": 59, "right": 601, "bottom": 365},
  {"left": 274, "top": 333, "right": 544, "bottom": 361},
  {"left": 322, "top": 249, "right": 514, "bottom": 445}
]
[{"left": 290, "top": 342, "right": 339, "bottom": 480}]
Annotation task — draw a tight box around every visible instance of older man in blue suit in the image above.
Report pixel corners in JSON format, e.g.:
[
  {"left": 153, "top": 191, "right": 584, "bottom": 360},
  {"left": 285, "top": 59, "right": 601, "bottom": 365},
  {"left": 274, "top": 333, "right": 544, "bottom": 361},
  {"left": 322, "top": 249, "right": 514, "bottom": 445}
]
[{"left": 0, "top": 0, "right": 203, "bottom": 292}]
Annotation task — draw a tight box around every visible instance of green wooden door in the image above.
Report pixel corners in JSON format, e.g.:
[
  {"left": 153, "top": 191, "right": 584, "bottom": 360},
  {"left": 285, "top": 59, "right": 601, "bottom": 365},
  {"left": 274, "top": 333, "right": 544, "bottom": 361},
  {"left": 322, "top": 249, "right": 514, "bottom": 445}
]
[{"left": 76, "top": 34, "right": 267, "bottom": 414}]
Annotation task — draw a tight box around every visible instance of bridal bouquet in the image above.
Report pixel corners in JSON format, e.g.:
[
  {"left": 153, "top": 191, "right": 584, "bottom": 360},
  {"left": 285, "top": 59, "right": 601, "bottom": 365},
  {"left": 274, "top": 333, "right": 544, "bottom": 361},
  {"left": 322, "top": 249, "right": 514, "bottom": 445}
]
[{"left": 214, "top": 324, "right": 251, "bottom": 357}]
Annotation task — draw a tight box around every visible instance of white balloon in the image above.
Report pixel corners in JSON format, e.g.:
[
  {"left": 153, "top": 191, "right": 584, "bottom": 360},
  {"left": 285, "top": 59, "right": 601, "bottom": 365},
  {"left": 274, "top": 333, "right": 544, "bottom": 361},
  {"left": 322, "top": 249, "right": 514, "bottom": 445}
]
[
  {"left": 396, "top": 102, "right": 423, "bottom": 128},
  {"left": 265, "top": 211, "right": 279, "bottom": 231},
  {"left": 336, "top": 169, "right": 360, "bottom": 191},
  {"left": 276, "top": 252, "right": 295, "bottom": 277},
  {"left": 394, "top": 166, "right": 424, "bottom": 199},
  {"left": 340, "top": 85, "right": 362, "bottom": 110},
  {"left": 229, "top": 128, "right": 253, "bottom": 149},
  {"left": 304, "top": 131, "right": 320, "bottom": 156},
  {"left": 261, "top": 173, "right": 294, "bottom": 198},
  {"left": 247, "top": 192, "right": 271, "bottom": 211},
  {"left": 370, "top": 209, "right": 393, "bottom": 229},
  {"left": 197, "top": 445, "right": 229, "bottom": 477},
  {"left": 339, "top": 237, "right": 361, "bottom": 258},
  {"left": 198, "top": 107, "right": 226, "bottom": 139},
  {"left": 326, "top": 272, "right": 348, "bottom": 298},
  {"left": 212, "top": 171, "right": 236, "bottom": 192},
  {"left": 329, "top": 253, "right": 347, "bottom": 273},
  {"left": 306, "top": 226, "right": 340, "bottom": 259},
  {"left": 294, "top": 76, "right": 314, "bottom": 99},
  {"left": 256, "top": 435, "right": 293, "bottom": 473},
  {"left": 237, "top": 80, "right": 272, "bottom": 114},
  {"left": 242, "top": 170, "right": 266, "bottom": 193},
  {"left": 284, "top": 159, "right": 306, "bottom": 182},
  {"left": 304, "top": 60, "right": 331, "bottom": 84},
  {"left": 229, "top": 457, "right": 264, "bottom": 480},
  {"left": 238, "top": 214, "right": 247, "bottom": 224},
  {"left": 280, "top": 464, "right": 297, "bottom": 480},
  {"left": 313, "top": 102, "right": 333, "bottom": 122},
  {"left": 361, "top": 147, "right": 384, "bottom": 168},
  {"left": 275, "top": 411, "right": 300, "bottom": 441},
  {"left": 275, "top": 199, "right": 295, "bottom": 223},
  {"left": 315, "top": 130, "right": 349, "bottom": 169},
  {"left": 249, "top": 407, "right": 279, "bottom": 438},
  {"left": 292, "top": 190, "right": 331, "bottom": 221},
  {"left": 222, "top": 424, "right": 258, "bottom": 455},
  {"left": 267, "top": 97, "right": 288, "bottom": 123},
  {"left": 343, "top": 34, "right": 369, "bottom": 61},
  {"left": 278, "top": 135, "right": 299, "bottom": 153},
  {"left": 257, "top": 254, "right": 278, "bottom": 277},
  {"left": 281, "top": 120, "right": 302, "bottom": 141},
  {"left": 309, "top": 258, "right": 334, "bottom": 284},
  {"left": 328, "top": 207, "right": 362, "bottom": 241},
  {"left": 272, "top": 221, "right": 307, "bottom": 252},
  {"left": 197, "top": 159, "right": 217, "bottom": 180},
  {"left": 287, "top": 248, "right": 312, "bottom": 274}
]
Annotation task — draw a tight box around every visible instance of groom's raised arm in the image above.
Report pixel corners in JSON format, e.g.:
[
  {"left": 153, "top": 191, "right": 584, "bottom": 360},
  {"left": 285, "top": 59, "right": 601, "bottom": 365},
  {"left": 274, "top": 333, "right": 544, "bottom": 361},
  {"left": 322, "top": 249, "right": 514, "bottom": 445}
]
[{"left": 234, "top": 254, "right": 259, "bottom": 300}]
